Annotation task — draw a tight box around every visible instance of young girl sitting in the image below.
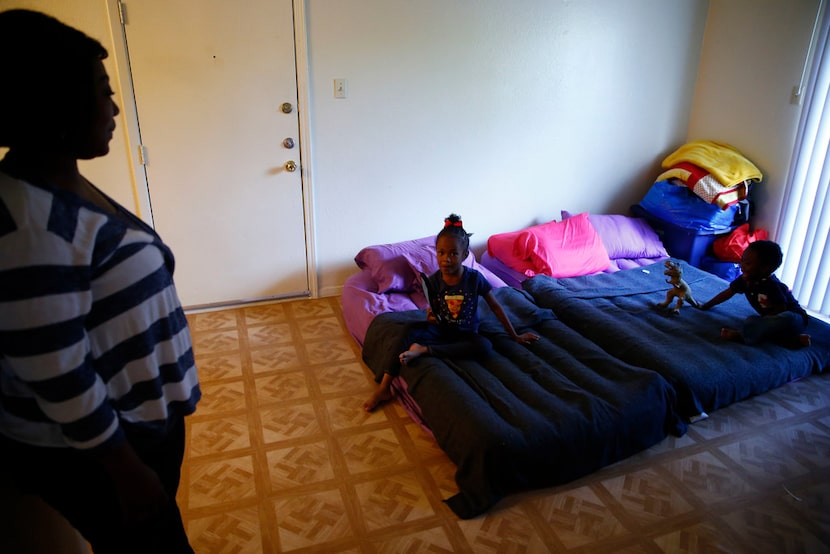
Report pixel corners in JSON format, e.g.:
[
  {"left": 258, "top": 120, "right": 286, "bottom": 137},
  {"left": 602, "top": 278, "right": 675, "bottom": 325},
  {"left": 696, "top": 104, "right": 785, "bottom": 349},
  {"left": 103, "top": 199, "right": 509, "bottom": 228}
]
[
  {"left": 699, "top": 240, "right": 811, "bottom": 347},
  {"left": 363, "top": 214, "right": 539, "bottom": 412}
]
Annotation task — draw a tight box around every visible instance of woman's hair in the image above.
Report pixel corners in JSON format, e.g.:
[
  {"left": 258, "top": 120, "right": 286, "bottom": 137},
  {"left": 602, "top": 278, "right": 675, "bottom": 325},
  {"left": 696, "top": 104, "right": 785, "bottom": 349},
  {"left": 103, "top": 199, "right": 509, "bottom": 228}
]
[
  {"left": 436, "top": 213, "right": 472, "bottom": 253},
  {"left": 0, "top": 9, "right": 108, "bottom": 148},
  {"left": 745, "top": 240, "right": 783, "bottom": 271}
]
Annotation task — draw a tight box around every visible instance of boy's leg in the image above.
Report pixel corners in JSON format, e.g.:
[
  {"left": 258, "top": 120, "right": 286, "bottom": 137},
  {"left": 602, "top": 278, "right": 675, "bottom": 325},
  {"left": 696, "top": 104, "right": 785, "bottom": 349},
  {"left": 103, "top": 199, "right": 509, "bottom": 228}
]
[{"left": 741, "top": 312, "right": 806, "bottom": 345}]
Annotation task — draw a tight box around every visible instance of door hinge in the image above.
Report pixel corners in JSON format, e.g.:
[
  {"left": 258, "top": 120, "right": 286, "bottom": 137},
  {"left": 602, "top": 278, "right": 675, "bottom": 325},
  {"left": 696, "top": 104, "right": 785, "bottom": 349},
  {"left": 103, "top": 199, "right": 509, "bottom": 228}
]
[
  {"left": 137, "top": 144, "right": 147, "bottom": 165},
  {"left": 117, "top": 1, "right": 127, "bottom": 25}
]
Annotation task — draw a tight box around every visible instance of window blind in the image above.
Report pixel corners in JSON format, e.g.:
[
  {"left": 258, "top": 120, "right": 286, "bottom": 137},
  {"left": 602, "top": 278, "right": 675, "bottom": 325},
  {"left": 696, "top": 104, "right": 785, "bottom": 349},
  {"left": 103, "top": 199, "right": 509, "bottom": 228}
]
[{"left": 777, "top": 1, "right": 830, "bottom": 318}]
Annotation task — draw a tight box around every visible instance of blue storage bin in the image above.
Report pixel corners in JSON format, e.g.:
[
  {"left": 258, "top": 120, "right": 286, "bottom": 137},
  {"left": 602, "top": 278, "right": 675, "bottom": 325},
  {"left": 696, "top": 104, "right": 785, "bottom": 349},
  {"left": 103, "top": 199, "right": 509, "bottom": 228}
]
[
  {"left": 699, "top": 256, "right": 741, "bottom": 281},
  {"left": 638, "top": 180, "right": 748, "bottom": 232},
  {"left": 631, "top": 204, "right": 735, "bottom": 267}
]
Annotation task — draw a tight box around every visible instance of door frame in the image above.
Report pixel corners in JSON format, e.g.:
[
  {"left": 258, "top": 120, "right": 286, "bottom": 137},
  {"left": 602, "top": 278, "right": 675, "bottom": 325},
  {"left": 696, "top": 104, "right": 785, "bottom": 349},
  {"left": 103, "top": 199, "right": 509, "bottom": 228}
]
[{"left": 103, "top": 0, "right": 318, "bottom": 299}]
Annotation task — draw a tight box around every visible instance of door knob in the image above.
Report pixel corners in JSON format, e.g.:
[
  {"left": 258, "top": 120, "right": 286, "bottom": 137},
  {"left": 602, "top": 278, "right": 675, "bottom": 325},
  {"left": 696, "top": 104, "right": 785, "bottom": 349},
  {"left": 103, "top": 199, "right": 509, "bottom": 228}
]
[
  {"left": 284, "top": 160, "right": 297, "bottom": 172},
  {"left": 281, "top": 102, "right": 293, "bottom": 114},
  {"left": 282, "top": 137, "right": 295, "bottom": 149}
]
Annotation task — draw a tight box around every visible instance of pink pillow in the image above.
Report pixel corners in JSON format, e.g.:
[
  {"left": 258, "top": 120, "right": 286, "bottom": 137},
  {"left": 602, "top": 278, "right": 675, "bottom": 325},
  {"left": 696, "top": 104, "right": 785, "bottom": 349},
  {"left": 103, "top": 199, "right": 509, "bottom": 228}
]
[
  {"left": 561, "top": 211, "right": 668, "bottom": 260},
  {"left": 487, "top": 230, "right": 538, "bottom": 275},
  {"left": 513, "top": 213, "right": 611, "bottom": 277}
]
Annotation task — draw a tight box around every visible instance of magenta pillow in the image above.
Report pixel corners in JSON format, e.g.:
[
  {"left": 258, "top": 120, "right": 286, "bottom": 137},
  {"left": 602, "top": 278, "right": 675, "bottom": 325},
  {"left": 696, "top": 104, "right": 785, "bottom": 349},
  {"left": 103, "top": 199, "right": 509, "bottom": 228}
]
[
  {"left": 561, "top": 211, "right": 668, "bottom": 260},
  {"left": 487, "top": 229, "right": 538, "bottom": 275},
  {"left": 513, "top": 213, "right": 611, "bottom": 277},
  {"left": 355, "top": 235, "right": 506, "bottom": 293}
]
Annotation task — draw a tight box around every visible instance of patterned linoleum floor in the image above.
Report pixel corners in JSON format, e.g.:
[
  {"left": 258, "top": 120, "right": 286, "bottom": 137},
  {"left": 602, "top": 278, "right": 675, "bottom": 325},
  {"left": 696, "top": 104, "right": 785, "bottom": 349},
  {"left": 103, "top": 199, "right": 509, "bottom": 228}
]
[{"left": 182, "top": 297, "right": 830, "bottom": 553}]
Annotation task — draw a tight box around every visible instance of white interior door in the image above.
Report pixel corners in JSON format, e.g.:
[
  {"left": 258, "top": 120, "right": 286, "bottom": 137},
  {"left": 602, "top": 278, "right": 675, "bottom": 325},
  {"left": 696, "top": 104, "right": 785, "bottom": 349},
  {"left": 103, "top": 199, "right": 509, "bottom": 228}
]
[{"left": 121, "top": 0, "right": 308, "bottom": 308}]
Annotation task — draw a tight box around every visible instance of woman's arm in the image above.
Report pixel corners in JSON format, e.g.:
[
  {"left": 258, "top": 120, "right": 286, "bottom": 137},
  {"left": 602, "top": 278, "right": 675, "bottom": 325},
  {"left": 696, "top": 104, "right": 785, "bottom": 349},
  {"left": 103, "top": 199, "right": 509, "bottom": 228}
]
[{"left": 92, "top": 441, "right": 169, "bottom": 525}]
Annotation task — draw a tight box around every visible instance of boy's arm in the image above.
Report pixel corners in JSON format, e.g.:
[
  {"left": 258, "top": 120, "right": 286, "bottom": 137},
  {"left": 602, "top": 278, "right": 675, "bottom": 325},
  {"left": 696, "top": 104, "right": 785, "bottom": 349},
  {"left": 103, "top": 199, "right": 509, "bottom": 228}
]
[
  {"left": 699, "top": 288, "right": 736, "bottom": 310},
  {"left": 484, "top": 291, "right": 539, "bottom": 343}
]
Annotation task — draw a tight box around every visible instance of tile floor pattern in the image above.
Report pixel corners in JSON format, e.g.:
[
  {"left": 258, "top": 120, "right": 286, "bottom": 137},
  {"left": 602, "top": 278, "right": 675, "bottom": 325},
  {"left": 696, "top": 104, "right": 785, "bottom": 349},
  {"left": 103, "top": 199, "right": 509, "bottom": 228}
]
[{"left": 182, "top": 297, "right": 830, "bottom": 553}]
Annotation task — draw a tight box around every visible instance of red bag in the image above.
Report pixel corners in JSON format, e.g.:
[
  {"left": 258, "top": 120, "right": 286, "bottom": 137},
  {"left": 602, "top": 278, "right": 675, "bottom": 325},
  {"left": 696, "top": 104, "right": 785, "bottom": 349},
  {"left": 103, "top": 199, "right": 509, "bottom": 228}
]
[{"left": 712, "top": 223, "right": 768, "bottom": 262}]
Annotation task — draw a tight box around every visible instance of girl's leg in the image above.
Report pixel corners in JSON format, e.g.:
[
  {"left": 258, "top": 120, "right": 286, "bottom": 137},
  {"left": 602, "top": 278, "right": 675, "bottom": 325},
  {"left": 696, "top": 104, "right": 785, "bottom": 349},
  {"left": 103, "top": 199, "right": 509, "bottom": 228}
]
[
  {"left": 363, "top": 323, "right": 440, "bottom": 413},
  {"left": 428, "top": 332, "right": 492, "bottom": 359},
  {"left": 397, "top": 324, "right": 443, "bottom": 365},
  {"left": 363, "top": 372, "right": 396, "bottom": 412},
  {"left": 364, "top": 329, "right": 492, "bottom": 412},
  {"left": 399, "top": 343, "right": 430, "bottom": 364}
]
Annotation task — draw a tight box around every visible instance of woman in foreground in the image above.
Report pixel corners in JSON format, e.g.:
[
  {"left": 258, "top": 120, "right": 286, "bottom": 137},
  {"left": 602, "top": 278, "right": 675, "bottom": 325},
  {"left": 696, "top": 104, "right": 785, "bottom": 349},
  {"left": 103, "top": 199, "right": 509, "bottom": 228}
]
[{"left": 0, "top": 10, "right": 200, "bottom": 553}]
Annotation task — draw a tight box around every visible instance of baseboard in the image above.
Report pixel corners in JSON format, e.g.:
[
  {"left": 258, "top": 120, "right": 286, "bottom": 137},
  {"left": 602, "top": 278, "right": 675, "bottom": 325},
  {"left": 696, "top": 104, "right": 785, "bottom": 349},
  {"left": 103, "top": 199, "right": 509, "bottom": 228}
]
[{"left": 319, "top": 284, "right": 343, "bottom": 298}]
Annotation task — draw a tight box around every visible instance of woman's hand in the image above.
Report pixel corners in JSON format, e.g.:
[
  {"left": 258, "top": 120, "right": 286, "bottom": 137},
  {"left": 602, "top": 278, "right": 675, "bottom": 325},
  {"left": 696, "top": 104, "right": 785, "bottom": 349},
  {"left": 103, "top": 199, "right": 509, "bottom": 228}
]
[
  {"left": 115, "top": 455, "right": 169, "bottom": 526},
  {"left": 96, "top": 442, "right": 169, "bottom": 526}
]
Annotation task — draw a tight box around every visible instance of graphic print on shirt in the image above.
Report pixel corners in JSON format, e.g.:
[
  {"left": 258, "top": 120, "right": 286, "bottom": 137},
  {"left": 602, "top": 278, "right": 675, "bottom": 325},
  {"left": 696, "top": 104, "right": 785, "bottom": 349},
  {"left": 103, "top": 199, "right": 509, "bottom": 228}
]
[
  {"left": 445, "top": 293, "right": 465, "bottom": 319},
  {"left": 757, "top": 293, "right": 770, "bottom": 308},
  {"left": 428, "top": 267, "right": 491, "bottom": 332}
]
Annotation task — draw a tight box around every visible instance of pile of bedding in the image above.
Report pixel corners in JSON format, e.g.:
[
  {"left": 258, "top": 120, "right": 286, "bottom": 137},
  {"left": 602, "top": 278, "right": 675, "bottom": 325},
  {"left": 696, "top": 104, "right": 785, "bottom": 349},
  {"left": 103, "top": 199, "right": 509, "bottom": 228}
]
[{"left": 656, "top": 139, "right": 762, "bottom": 209}]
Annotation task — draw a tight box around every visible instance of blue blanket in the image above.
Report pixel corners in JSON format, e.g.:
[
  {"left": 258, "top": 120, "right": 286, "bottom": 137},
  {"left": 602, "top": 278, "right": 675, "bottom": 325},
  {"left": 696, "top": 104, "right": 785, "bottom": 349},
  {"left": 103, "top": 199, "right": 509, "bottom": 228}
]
[
  {"left": 523, "top": 262, "right": 830, "bottom": 419},
  {"left": 362, "top": 287, "right": 686, "bottom": 518}
]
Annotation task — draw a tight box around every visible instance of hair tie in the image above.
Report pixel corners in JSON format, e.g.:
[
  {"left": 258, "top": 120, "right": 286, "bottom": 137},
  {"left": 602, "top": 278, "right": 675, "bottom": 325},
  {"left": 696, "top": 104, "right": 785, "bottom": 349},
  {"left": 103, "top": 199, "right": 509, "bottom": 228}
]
[{"left": 444, "top": 220, "right": 463, "bottom": 228}]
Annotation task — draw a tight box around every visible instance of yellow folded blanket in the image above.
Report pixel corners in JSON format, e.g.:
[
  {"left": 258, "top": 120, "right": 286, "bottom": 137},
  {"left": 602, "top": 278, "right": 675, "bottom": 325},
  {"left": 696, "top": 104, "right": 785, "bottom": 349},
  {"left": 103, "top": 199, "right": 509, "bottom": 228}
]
[{"left": 662, "top": 140, "right": 763, "bottom": 187}]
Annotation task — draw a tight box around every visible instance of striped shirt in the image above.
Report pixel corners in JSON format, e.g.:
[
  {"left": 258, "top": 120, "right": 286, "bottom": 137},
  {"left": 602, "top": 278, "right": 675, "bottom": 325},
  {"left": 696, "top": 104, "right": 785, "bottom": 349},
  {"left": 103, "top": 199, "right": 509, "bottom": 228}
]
[{"left": 0, "top": 171, "right": 200, "bottom": 451}]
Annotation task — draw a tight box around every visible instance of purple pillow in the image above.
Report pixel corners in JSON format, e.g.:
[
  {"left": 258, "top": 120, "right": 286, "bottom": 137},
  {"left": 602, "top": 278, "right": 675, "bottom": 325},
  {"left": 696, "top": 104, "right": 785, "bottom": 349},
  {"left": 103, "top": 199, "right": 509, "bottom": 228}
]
[
  {"left": 354, "top": 236, "right": 436, "bottom": 293},
  {"left": 354, "top": 235, "right": 506, "bottom": 293},
  {"left": 561, "top": 211, "right": 668, "bottom": 260}
]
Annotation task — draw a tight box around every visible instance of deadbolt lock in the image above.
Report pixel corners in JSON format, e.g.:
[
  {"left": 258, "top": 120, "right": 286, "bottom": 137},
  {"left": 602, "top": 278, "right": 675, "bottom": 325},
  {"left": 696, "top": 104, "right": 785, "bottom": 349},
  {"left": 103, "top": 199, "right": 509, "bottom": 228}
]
[{"left": 281, "top": 102, "right": 293, "bottom": 114}]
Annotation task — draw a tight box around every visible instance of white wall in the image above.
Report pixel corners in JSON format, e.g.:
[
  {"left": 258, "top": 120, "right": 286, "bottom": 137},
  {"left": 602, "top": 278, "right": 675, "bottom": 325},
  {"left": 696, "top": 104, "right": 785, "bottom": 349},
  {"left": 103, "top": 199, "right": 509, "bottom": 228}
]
[
  {"left": 306, "top": 0, "right": 709, "bottom": 294},
  {"left": 5, "top": 0, "right": 714, "bottom": 298},
  {"left": 687, "top": 0, "right": 821, "bottom": 235},
  {"left": 13, "top": 1, "right": 818, "bottom": 298}
]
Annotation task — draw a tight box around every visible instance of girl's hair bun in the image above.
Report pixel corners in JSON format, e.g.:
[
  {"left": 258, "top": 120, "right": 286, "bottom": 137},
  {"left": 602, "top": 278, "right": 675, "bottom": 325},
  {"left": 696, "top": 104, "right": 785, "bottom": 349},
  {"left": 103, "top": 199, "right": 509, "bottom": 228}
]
[{"left": 437, "top": 213, "right": 472, "bottom": 250}]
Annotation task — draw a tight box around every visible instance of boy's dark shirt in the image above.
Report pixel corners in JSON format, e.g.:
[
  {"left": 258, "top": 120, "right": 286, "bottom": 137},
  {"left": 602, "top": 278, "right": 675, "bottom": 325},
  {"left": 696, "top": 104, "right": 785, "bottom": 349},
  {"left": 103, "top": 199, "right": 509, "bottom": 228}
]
[{"left": 729, "top": 273, "right": 808, "bottom": 325}]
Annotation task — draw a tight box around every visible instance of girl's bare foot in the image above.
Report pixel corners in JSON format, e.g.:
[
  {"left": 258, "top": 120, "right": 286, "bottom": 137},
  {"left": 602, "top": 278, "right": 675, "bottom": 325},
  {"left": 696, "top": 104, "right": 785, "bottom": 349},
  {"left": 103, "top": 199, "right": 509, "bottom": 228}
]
[
  {"left": 363, "top": 388, "right": 393, "bottom": 412},
  {"left": 399, "top": 343, "right": 429, "bottom": 365},
  {"left": 720, "top": 328, "right": 741, "bottom": 342}
]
